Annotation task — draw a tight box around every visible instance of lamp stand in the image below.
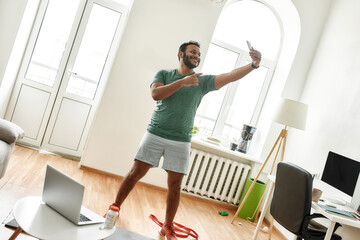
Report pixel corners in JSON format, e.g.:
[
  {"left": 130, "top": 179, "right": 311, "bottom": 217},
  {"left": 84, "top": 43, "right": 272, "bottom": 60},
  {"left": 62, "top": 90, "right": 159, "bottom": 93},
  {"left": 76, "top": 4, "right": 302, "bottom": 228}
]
[{"left": 231, "top": 127, "right": 288, "bottom": 224}]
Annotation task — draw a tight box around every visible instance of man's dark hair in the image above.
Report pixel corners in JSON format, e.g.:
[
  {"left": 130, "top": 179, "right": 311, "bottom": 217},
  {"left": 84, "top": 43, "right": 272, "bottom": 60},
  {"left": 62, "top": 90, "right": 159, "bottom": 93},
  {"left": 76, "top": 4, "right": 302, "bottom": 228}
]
[{"left": 178, "top": 41, "right": 200, "bottom": 60}]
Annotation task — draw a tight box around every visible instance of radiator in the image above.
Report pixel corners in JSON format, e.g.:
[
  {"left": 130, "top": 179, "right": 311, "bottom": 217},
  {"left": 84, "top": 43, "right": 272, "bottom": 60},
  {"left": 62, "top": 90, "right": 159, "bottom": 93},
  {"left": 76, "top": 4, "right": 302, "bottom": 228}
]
[{"left": 182, "top": 148, "right": 251, "bottom": 205}]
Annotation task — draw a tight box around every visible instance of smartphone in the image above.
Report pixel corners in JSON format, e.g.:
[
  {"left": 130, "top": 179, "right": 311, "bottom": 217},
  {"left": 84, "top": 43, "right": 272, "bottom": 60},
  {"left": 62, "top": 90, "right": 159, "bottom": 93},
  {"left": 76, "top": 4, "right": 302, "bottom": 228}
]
[{"left": 246, "top": 40, "right": 253, "bottom": 50}]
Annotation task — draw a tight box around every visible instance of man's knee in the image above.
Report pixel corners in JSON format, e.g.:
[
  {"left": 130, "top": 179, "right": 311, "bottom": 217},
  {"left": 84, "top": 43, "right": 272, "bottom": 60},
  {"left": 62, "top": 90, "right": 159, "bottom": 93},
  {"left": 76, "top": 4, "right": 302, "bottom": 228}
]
[
  {"left": 128, "top": 160, "right": 151, "bottom": 180},
  {"left": 167, "top": 171, "right": 184, "bottom": 190}
]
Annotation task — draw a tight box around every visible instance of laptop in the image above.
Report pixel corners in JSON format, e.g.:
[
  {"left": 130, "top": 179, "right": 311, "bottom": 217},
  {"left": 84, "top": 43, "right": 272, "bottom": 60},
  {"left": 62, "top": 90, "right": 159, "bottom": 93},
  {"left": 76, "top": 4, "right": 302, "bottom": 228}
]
[{"left": 42, "top": 164, "right": 105, "bottom": 225}]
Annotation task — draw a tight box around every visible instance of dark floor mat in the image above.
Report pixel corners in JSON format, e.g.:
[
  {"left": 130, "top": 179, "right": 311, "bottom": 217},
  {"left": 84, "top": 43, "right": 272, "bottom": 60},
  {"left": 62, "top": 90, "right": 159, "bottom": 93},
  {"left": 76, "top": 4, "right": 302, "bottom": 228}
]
[{"left": 105, "top": 227, "right": 155, "bottom": 240}]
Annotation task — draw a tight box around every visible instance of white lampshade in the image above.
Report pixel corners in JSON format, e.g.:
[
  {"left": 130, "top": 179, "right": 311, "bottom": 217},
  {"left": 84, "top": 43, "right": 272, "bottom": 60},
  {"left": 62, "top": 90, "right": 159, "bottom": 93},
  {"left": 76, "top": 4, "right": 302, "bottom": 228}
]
[{"left": 272, "top": 98, "right": 308, "bottom": 130}]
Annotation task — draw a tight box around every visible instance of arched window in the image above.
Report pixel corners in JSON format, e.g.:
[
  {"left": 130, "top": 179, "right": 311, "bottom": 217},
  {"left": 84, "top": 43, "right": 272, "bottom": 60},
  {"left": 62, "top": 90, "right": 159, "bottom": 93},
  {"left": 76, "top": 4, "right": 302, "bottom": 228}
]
[{"left": 194, "top": 0, "right": 281, "bottom": 148}]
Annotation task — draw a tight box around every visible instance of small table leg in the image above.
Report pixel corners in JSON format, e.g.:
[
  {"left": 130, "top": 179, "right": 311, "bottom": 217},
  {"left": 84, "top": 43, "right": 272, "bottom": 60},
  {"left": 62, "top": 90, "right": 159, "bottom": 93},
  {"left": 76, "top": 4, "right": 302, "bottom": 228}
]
[
  {"left": 9, "top": 226, "right": 23, "bottom": 240},
  {"left": 324, "top": 221, "right": 336, "bottom": 240}
]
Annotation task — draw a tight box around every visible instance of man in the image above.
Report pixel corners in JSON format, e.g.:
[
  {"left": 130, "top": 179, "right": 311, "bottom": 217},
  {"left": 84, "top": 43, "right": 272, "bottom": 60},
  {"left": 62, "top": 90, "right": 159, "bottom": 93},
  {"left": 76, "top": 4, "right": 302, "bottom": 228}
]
[{"left": 106, "top": 41, "right": 261, "bottom": 240}]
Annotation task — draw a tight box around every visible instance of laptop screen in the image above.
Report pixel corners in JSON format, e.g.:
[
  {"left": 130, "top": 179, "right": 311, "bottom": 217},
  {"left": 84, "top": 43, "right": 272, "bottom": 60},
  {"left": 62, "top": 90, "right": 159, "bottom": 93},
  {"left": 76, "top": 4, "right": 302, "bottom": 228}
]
[{"left": 42, "top": 165, "right": 84, "bottom": 224}]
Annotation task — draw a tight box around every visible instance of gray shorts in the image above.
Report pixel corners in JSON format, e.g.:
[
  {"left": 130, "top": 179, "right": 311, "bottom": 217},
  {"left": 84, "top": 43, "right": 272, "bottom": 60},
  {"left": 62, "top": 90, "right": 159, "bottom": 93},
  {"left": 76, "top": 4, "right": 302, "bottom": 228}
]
[{"left": 134, "top": 132, "right": 191, "bottom": 174}]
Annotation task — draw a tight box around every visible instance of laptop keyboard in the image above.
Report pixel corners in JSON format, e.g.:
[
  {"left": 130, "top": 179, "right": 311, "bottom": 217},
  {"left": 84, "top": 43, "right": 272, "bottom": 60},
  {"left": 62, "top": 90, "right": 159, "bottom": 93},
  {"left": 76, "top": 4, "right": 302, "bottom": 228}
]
[{"left": 79, "top": 213, "right": 91, "bottom": 222}]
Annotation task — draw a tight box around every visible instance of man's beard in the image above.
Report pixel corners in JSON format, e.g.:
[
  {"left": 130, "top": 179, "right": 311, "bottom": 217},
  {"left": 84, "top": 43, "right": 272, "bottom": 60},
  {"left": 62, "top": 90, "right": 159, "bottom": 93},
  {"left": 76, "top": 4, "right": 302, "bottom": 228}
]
[{"left": 183, "top": 52, "right": 199, "bottom": 69}]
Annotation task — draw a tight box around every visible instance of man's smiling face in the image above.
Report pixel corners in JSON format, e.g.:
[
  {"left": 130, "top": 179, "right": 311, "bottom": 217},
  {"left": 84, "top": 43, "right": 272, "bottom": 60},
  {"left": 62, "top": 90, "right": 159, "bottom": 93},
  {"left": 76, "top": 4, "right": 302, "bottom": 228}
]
[{"left": 182, "top": 44, "right": 201, "bottom": 69}]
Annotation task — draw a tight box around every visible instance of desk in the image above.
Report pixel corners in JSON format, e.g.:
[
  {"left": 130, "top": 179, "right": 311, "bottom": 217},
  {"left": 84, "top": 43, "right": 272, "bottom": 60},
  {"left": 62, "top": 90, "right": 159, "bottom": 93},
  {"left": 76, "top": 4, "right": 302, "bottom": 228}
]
[
  {"left": 311, "top": 202, "right": 360, "bottom": 240},
  {"left": 252, "top": 176, "right": 360, "bottom": 240},
  {"left": 9, "top": 196, "right": 116, "bottom": 240}
]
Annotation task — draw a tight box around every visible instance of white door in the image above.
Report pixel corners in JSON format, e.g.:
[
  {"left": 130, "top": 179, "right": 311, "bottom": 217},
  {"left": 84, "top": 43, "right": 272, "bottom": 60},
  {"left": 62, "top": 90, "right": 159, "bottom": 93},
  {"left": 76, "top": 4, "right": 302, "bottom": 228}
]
[{"left": 5, "top": 0, "right": 127, "bottom": 157}]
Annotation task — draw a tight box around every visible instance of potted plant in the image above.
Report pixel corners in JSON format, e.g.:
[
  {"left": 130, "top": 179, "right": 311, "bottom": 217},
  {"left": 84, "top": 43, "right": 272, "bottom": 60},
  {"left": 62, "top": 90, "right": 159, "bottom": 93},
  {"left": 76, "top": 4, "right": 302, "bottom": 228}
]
[{"left": 192, "top": 126, "right": 199, "bottom": 137}]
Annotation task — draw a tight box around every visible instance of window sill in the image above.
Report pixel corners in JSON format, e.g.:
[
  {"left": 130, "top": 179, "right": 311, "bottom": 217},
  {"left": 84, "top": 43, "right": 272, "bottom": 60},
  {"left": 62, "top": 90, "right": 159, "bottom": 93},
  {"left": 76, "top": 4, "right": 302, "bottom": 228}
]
[{"left": 191, "top": 138, "right": 262, "bottom": 166}]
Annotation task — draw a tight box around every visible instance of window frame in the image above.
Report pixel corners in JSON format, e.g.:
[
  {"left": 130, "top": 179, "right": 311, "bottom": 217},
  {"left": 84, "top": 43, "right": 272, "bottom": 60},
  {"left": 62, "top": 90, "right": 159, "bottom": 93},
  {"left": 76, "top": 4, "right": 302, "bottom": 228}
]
[{"left": 196, "top": 36, "right": 277, "bottom": 144}]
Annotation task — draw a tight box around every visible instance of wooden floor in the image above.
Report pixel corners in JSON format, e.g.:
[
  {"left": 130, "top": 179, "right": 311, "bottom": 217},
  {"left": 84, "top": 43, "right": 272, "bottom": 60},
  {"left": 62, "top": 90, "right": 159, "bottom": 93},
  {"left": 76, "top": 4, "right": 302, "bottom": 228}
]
[{"left": 0, "top": 145, "right": 286, "bottom": 240}]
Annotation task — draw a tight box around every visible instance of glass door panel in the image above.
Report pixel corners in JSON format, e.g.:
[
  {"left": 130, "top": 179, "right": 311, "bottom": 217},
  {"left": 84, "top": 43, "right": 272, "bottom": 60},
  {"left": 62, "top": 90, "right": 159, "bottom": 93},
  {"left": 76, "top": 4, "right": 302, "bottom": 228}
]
[
  {"left": 220, "top": 64, "right": 268, "bottom": 142},
  {"left": 195, "top": 44, "right": 239, "bottom": 136},
  {"left": 197, "top": 44, "right": 239, "bottom": 119},
  {"left": 225, "top": 64, "right": 268, "bottom": 127},
  {"left": 6, "top": 0, "right": 127, "bottom": 157},
  {"left": 40, "top": 0, "right": 126, "bottom": 157},
  {"left": 66, "top": 4, "right": 121, "bottom": 99},
  {"left": 25, "top": 0, "right": 81, "bottom": 87}
]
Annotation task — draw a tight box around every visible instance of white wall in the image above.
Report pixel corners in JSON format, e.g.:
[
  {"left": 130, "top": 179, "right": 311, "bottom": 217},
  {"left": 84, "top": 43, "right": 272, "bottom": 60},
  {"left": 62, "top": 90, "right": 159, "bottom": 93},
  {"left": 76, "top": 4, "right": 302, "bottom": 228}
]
[
  {"left": 283, "top": 0, "right": 360, "bottom": 238},
  {"left": 0, "top": 0, "right": 27, "bottom": 85},
  {"left": 288, "top": 0, "right": 360, "bottom": 174},
  {"left": 80, "top": 0, "right": 225, "bottom": 188},
  {"left": 259, "top": 0, "right": 332, "bottom": 164},
  {"left": 0, "top": 0, "right": 29, "bottom": 117}
]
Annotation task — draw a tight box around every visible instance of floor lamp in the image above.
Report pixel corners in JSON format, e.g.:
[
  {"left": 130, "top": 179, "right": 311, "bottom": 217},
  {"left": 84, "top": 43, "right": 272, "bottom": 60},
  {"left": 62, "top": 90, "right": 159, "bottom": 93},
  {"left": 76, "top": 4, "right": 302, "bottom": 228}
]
[{"left": 231, "top": 98, "right": 308, "bottom": 224}]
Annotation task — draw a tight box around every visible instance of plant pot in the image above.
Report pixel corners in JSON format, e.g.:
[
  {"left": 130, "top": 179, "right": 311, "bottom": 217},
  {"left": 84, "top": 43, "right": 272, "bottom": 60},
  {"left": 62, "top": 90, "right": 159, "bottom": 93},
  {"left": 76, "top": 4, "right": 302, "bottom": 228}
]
[{"left": 230, "top": 142, "right": 237, "bottom": 151}]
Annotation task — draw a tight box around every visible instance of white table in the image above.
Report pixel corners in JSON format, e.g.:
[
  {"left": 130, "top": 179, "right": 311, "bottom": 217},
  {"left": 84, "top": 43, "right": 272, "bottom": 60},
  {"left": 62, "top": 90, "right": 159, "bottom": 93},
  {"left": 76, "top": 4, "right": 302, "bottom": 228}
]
[
  {"left": 311, "top": 202, "right": 360, "bottom": 240},
  {"left": 9, "top": 196, "right": 116, "bottom": 240},
  {"left": 252, "top": 175, "right": 360, "bottom": 240}
]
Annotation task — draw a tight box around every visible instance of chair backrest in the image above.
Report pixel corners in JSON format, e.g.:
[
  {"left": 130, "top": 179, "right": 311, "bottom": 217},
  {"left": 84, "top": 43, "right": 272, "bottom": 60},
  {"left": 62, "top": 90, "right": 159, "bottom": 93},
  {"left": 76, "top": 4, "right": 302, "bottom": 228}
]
[{"left": 270, "top": 162, "right": 313, "bottom": 235}]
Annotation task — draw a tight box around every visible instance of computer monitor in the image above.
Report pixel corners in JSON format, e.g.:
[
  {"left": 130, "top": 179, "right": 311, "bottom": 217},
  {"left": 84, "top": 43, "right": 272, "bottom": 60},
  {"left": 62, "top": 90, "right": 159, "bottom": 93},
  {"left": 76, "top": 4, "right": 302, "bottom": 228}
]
[{"left": 321, "top": 151, "right": 360, "bottom": 205}]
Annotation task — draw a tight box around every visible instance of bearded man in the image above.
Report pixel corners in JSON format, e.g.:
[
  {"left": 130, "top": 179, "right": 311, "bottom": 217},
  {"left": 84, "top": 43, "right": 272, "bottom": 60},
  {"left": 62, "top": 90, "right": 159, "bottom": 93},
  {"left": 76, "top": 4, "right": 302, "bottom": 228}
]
[{"left": 106, "top": 41, "right": 261, "bottom": 240}]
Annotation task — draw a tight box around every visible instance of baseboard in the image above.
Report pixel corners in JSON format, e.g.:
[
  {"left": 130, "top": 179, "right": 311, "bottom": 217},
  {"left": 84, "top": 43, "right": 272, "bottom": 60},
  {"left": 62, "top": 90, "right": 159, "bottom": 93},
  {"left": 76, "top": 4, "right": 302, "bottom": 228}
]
[{"left": 16, "top": 143, "right": 80, "bottom": 161}]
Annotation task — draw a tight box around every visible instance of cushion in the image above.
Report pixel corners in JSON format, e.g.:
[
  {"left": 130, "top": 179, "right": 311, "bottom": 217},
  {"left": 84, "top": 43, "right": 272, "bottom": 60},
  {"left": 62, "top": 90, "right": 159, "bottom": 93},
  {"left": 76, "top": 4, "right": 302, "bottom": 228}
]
[
  {"left": 0, "top": 140, "right": 12, "bottom": 178},
  {"left": 0, "top": 119, "right": 24, "bottom": 144}
]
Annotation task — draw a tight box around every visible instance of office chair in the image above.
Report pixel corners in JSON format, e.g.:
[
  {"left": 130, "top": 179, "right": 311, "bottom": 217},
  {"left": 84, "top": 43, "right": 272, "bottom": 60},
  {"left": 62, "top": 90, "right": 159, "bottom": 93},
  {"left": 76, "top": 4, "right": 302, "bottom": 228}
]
[{"left": 270, "top": 162, "right": 342, "bottom": 240}]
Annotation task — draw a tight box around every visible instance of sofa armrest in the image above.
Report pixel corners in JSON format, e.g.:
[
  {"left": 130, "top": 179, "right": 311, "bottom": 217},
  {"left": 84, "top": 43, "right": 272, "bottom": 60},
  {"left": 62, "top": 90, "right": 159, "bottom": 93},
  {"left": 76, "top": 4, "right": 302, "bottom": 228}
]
[{"left": 0, "top": 119, "right": 24, "bottom": 145}]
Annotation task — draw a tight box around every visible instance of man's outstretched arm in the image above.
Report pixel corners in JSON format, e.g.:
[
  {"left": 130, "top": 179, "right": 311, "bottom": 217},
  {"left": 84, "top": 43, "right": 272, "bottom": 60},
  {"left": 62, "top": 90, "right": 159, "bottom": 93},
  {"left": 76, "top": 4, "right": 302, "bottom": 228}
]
[{"left": 214, "top": 49, "right": 261, "bottom": 90}]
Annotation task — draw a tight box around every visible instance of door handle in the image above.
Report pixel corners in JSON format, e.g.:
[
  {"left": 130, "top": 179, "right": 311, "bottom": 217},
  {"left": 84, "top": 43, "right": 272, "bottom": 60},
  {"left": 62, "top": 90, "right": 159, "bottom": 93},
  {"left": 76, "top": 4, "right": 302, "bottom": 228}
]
[{"left": 67, "top": 70, "right": 78, "bottom": 76}]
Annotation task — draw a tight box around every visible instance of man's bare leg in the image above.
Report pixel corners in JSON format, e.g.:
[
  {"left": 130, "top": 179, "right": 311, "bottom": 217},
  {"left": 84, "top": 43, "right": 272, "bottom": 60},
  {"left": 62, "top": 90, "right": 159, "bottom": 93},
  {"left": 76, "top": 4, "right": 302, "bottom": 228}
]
[
  {"left": 114, "top": 160, "right": 151, "bottom": 206},
  {"left": 164, "top": 171, "right": 184, "bottom": 224}
]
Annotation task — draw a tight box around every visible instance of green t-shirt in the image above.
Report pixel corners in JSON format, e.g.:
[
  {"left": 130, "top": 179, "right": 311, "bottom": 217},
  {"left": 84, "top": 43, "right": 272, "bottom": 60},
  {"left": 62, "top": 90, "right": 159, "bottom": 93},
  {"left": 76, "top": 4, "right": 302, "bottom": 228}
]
[{"left": 147, "top": 69, "right": 216, "bottom": 142}]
